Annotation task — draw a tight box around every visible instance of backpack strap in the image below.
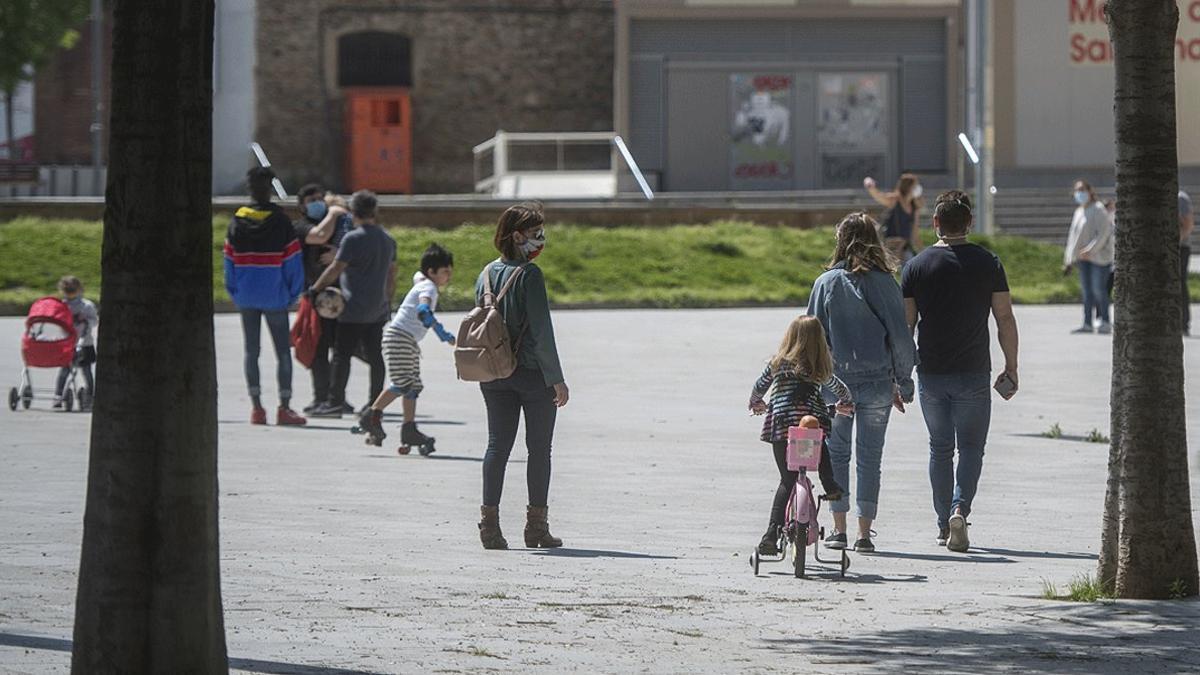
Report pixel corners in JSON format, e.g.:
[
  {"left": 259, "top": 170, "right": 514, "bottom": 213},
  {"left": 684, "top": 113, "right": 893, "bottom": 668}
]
[{"left": 481, "top": 259, "right": 528, "bottom": 306}]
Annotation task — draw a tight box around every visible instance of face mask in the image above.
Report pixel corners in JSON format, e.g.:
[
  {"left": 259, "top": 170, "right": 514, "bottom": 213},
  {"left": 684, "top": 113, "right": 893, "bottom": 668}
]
[
  {"left": 518, "top": 228, "right": 546, "bottom": 261},
  {"left": 911, "top": 184, "right": 924, "bottom": 199},
  {"left": 305, "top": 200, "right": 328, "bottom": 221},
  {"left": 1073, "top": 191, "right": 1089, "bottom": 205}
]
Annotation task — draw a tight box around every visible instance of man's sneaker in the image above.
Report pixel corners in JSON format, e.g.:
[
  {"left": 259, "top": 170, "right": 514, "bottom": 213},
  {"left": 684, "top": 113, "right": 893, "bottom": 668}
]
[
  {"left": 250, "top": 407, "right": 267, "bottom": 425},
  {"left": 937, "top": 527, "right": 950, "bottom": 547},
  {"left": 948, "top": 513, "right": 970, "bottom": 552},
  {"left": 824, "top": 531, "right": 847, "bottom": 550},
  {"left": 308, "top": 402, "right": 343, "bottom": 418},
  {"left": 276, "top": 407, "right": 307, "bottom": 426},
  {"left": 853, "top": 537, "right": 876, "bottom": 554},
  {"left": 302, "top": 400, "right": 321, "bottom": 415},
  {"left": 341, "top": 401, "right": 357, "bottom": 415},
  {"left": 1097, "top": 322, "right": 1112, "bottom": 335},
  {"left": 1071, "top": 324, "right": 1094, "bottom": 334}
]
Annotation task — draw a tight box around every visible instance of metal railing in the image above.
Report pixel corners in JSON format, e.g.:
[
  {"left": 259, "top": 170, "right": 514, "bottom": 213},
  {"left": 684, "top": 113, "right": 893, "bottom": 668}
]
[{"left": 472, "top": 130, "right": 653, "bottom": 200}]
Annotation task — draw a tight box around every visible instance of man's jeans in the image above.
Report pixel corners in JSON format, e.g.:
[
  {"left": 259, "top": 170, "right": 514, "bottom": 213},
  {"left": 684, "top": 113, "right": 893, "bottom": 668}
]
[
  {"left": 919, "top": 372, "right": 992, "bottom": 529},
  {"left": 240, "top": 309, "right": 293, "bottom": 400},
  {"left": 827, "top": 378, "right": 894, "bottom": 520}
]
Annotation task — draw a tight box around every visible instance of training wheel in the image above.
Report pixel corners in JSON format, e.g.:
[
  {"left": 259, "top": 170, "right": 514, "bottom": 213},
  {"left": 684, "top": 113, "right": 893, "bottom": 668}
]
[
  {"left": 840, "top": 552, "right": 850, "bottom": 577},
  {"left": 750, "top": 550, "right": 760, "bottom": 576}
]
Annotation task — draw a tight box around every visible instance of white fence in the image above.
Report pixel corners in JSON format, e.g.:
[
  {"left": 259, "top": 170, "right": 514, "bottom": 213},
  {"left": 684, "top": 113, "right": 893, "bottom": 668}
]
[
  {"left": 0, "top": 165, "right": 107, "bottom": 198},
  {"left": 472, "top": 131, "right": 653, "bottom": 200}
]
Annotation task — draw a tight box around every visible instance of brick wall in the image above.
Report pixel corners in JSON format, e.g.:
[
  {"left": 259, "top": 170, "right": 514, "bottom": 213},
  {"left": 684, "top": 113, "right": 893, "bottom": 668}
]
[
  {"left": 255, "top": 0, "right": 615, "bottom": 194},
  {"left": 34, "top": 8, "right": 112, "bottom": 166}
]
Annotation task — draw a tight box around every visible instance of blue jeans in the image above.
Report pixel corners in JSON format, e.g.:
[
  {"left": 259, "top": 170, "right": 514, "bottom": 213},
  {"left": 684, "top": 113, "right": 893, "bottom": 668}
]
[
  {"left": 919, "top": 372, "right": 992, "bottom": 529},
  {"left": 827, "top": 379, "right": 894, "bottom": 520},
  {"left": 240, "top": 309, "right": 293, "bottom": 401},
  {"left": 1077, "top": 261, "right": 1112, "bottom": 325}
]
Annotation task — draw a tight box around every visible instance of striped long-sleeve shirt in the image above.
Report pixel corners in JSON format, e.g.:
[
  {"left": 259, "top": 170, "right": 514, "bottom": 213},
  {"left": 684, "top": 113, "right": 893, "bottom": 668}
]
[{"left": 749, "top": 362, "right": 852, "bottom": 442}]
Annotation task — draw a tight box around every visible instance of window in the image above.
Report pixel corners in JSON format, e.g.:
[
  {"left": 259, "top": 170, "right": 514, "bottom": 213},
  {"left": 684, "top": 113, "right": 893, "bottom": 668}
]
[{"left": 338, "top": 32, "right": 412, "bottom": 87}]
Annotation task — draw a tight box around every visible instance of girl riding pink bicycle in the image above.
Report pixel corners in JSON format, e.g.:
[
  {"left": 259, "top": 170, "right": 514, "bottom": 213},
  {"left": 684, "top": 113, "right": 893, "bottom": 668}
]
[{"left": 749, "top": 316, "right": 853, "bottom": 559}]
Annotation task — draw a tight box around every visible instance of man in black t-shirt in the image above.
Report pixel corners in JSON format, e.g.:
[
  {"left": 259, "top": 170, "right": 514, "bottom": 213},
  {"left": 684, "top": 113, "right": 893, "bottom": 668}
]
[{"left": 901, "top": 190, "right": 1020, "bottom": 554}]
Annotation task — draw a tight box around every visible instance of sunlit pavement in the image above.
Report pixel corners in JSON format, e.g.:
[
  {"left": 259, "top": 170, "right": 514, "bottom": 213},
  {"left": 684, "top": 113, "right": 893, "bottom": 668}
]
[{"left": 2, "top": 306, "right": 1199, "bottom": 673}]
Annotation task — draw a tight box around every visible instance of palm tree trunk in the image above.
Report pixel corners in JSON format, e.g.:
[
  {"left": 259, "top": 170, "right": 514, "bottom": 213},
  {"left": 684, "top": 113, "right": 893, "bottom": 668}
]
[
  {"left": 1103, "top": 0, "right": 1198, "bottom": 600},
  {"left": 71, "top": 1, "right": 227, "bottom": 671}
]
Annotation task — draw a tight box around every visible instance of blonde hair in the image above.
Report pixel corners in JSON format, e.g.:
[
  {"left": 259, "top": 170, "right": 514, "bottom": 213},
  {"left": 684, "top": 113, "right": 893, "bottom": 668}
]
[
  {"left": 324, "top": 191, "right": 348, "bottom": 208},
  {"left": 769, "top": 315, "right": 833, "bottom": 383},
  {"left": 829, "top": 212, "right": 896, "bottom": 274}
]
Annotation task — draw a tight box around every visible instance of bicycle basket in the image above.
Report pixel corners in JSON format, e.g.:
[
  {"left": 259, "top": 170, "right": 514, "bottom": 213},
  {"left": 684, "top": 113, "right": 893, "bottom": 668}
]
[{"left": 786, "top": 426, "right": 823, "bottom": 472}]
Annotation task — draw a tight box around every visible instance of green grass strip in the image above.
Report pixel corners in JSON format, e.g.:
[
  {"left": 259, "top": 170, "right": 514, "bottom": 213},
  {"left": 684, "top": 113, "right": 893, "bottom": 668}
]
[{"left": 2, "top": 216, "right": 1195, "bottom": 313}]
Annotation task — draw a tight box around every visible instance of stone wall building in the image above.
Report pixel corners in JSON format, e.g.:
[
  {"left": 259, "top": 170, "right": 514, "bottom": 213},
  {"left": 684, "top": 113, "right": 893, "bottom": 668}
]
[{"left": 255, "top": 0, "right": 615, "bottom": 194}]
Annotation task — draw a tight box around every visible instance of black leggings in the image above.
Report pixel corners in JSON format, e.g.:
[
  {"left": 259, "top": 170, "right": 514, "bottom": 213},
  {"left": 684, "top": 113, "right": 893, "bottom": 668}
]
[
  {"left": 769, "top": 439, "right": 841, "bottom": 526},
  {"left": 481, "top": 368, "right": 557, "bottom": 507},
  {"left": 329, "top": 320, "right": 384, "bottom": 406}
]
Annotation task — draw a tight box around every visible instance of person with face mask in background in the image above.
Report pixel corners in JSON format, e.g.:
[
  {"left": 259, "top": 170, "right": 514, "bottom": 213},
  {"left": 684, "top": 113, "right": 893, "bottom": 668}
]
[
  {"left": 474, "top": 202, "right": 569, "bottom": 551},
  {"left": 293, "top": 184, "right": 355, "bottom": 413},
  {"left": 864, "top": 173, "right": 924, "bottom": 264},
  {"left": 1063, "top": 180, "right": 1114, "bottom": 334}
]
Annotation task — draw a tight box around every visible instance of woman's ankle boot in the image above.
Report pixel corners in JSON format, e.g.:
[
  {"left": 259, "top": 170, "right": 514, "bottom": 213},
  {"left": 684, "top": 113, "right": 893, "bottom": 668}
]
[
  {"left": 478, "top": 505, "right": 508, "bottom": 550},
  {"left": 524, "top": 505, "right": 563, "bottom": 548}
]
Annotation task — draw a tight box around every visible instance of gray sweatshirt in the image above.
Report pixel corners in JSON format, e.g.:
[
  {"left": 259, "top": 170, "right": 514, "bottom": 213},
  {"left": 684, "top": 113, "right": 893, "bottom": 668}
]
[
  {"left": 1065, "top": 201, "right": 1114, "bottom": 267},
  {"left": 65, "top": 296, "right": 99, "bottom": 347}
]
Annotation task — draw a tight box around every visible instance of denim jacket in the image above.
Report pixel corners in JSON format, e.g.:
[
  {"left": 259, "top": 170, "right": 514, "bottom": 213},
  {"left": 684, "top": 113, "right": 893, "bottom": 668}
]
[{"left": 806, "top": 264, "right": 917, "bottom": 399}]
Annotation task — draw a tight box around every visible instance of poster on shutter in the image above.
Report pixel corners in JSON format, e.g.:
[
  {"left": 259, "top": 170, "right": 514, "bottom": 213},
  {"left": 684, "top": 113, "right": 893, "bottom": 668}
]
[{"left": 730, "top": 74, "right": 793, "bottom": 189}]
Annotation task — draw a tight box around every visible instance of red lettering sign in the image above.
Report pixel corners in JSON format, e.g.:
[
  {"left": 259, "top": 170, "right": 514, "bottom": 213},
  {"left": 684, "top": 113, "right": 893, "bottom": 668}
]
[
  {"left": 1069, "top": 0, "right": 1105, "bottom": 23},
  {"left": 752, "top": 75, "right": 791, "bottom": 92},
  {"left": 1190, "top": 0, "right": 1200, "bottom": 22}
]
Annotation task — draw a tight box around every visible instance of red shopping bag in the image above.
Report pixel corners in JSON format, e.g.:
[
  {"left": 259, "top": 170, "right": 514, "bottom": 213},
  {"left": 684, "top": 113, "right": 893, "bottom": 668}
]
[{"left": 290, "top": 296, "right": 322, "bottom": 369}]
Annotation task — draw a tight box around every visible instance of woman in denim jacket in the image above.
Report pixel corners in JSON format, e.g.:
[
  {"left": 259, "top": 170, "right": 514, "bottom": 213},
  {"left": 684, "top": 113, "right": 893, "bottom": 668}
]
[{"left": 806, "top": 213, "right": 917, "bottom": 553}]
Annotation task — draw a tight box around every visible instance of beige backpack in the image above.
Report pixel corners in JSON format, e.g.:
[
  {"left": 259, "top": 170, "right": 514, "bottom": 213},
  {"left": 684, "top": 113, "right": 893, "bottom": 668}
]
[{"left": 454, "top": 261, "right": 527, "bottom": 382}]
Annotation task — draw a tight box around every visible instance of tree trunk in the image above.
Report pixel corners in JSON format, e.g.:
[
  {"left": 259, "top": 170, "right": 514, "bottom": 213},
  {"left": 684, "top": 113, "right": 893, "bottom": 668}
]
[
  {"left": 71, "top": 1, "right": 226, "bottom": 671},
  {"left": 1102, "top": 0, "right": 1199, "bottom": 600}
]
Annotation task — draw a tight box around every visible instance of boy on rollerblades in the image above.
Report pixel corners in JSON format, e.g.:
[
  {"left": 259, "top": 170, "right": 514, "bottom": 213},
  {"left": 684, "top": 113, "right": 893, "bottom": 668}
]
[{"left": 354, "top": 244, "right": 455, "bottom": 455}]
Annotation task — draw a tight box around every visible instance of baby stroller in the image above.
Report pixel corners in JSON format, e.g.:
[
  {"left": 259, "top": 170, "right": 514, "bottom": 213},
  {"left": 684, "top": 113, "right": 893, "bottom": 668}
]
[{"left": 8, "top": 297, "right": 86, "bottom": 412}]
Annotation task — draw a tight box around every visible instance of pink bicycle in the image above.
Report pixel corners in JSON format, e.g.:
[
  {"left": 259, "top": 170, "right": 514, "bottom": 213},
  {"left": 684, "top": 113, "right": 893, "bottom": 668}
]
[{"left": 750, "top": 425, "right": 851, "bottom": 578}]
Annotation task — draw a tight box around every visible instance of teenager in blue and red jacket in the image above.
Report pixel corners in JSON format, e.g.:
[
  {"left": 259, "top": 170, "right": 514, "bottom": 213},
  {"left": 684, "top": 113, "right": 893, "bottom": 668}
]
[{"left": 223, "top": 167, "right": 307, "bottom": 426}]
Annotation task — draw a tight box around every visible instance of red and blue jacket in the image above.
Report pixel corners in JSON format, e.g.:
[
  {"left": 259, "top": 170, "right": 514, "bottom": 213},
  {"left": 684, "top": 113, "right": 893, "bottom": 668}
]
[{"left": 223, "top": 203, "right": 305, "bottom": 311}]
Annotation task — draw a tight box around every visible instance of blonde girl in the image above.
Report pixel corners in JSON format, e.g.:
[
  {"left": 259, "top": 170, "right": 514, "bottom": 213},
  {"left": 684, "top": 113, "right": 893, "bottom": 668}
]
[{"left": 749, "top": 315, "right": 853, "bottom": 556}]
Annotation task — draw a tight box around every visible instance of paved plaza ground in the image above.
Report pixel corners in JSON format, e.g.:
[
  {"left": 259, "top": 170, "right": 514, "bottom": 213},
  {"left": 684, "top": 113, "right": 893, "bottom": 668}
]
[{"left": 2, "top": 305, "right": 1199, "bottom": 673}]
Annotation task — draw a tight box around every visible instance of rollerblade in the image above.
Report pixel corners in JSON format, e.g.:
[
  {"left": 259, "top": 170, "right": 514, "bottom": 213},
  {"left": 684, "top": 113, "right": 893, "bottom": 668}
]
[
  {"left": 350, "top": 408, "right": 386, "bottom": 446},
  {"left": 399, "top": 421, "right": 436, "bottom": 456}
]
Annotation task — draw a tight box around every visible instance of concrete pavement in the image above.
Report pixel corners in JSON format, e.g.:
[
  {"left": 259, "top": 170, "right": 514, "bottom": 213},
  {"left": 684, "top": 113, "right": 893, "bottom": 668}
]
[{"left": 2, "top": 306, "right": 1199, "bottom": 673}]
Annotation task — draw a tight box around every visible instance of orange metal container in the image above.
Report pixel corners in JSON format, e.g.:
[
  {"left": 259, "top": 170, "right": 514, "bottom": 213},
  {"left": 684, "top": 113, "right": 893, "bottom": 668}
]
[{"left": 344, "top": 88, "right": 413, "bottom": 194}]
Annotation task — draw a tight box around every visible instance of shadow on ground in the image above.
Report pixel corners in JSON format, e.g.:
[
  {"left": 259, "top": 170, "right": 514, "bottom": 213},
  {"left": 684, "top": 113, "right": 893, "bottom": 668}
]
[
  {"left": 760, "top": 600, "right": 1200, "bottom": 673},
  {"left": 0, "top": 632, "right": 389, "bottom": 675}
]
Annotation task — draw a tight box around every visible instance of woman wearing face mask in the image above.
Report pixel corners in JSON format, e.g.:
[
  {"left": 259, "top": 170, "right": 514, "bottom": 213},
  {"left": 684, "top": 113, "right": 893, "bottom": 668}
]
[
  {"left": 293, "top": 185, "right": 354, "bottom": 413},
  {"left": 1063, "top": 180, "right": 1114, "bottom": 334},
  {"left": 475, "top": 202, "right": 569, "bottom": 551},
  {"left": 864, "top": 173, "right": 924, "bottom": 264}
]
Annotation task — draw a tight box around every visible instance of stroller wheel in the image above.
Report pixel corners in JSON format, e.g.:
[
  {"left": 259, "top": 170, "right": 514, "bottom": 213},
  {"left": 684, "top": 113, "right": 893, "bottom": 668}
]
[
  {"left": 63, "top": 388, "right": 74, "bottom": 412},
  {"left": 21, "top": 385, "right": 32, "bottom": 409},
  {"left": 8, "top": 387, "right": 17, "bottom": 411}
]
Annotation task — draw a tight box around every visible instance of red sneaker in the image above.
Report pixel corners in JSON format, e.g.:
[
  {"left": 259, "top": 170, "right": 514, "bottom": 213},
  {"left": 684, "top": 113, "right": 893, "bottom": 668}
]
[
  {"left": 276, "top": 406, "right": 307, "bottom": 426},
  {"left": 250, "top": 407, "right": 267, "bottom": 425}
]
